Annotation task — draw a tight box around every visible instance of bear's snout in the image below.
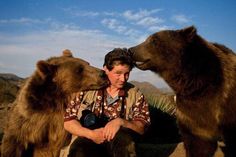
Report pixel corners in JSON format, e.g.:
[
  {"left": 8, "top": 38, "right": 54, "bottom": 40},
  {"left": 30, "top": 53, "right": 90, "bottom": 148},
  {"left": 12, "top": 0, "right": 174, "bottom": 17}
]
[{"left": 127, "top": 48, "right": 134, "bottom": 57}]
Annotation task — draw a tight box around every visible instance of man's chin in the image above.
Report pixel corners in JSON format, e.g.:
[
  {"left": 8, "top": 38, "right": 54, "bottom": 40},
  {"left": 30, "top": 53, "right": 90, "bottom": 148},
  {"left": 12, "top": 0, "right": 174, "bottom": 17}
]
[{"left": 118, "top": 84, "right": 125, "bottom": 88}]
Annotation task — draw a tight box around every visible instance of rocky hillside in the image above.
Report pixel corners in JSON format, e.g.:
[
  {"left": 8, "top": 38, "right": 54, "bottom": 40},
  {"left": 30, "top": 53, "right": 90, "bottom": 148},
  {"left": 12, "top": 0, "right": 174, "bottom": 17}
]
[
  {"left": 0, "top": 73, "right": 173, "bottom": 105},
  {"left": 0, "top": 73, "right": 24, "bottom": 104},
  {"left": 0, "top": 73, "right": 25, "bottom": 138},
  {"left": 130, "top": 80, "right": 174, "bottom": 96}
]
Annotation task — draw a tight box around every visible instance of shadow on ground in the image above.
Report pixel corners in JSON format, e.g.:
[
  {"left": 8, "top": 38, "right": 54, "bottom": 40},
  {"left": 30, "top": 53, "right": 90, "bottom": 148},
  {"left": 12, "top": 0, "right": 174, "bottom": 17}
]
[{"left": 137, "top": 106, "right": 181, "bottom": 157}]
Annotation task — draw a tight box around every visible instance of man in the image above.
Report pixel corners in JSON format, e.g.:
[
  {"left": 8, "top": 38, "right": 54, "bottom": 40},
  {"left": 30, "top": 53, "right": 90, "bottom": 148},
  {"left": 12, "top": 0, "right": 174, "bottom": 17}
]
[{"left": 63, "top": 48, "right": 150, "bottom": 157}]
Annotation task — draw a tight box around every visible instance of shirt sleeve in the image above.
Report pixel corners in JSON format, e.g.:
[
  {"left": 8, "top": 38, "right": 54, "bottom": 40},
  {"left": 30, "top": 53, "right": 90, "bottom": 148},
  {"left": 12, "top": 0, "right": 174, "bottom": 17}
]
[
  {"left": 131, "top": 94, "right": 151, "bottom": 126},
  {"left": 64, "top": 92, "right": 84, "bottom": 121}
]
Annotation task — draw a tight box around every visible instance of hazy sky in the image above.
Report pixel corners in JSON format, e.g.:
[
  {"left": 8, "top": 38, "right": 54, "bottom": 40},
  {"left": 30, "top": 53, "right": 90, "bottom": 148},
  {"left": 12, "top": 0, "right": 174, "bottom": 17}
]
[{"left": 0, "top": 0, "right": 235, "bottom": 88}]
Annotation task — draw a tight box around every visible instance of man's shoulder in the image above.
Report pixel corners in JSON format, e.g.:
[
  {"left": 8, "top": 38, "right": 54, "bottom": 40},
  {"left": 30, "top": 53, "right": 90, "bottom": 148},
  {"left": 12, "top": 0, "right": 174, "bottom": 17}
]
[
  {"left": 71, "top": 90, "right": 99, "bottom": 103},
  {"left": 83, "top": 90, "right": 100, "bottom": 98},
  {"left": 84, "top": 90, "right": 99, "bottom": 95}
]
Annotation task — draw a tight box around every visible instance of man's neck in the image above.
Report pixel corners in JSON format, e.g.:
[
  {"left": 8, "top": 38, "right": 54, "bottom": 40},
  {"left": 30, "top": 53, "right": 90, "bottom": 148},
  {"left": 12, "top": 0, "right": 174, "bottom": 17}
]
[{"left": 106, "top": 86, "right": 120, "bottom": 98}]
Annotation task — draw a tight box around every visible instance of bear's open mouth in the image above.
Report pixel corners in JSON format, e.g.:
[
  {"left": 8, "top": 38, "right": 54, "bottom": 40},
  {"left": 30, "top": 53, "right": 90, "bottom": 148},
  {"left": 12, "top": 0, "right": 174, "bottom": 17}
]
[
  {"left": 135, "top": 61, "right": 145, "bottom": 66},
  {"left": 135, "top": 59, "right": 150, "bottom": 70}
]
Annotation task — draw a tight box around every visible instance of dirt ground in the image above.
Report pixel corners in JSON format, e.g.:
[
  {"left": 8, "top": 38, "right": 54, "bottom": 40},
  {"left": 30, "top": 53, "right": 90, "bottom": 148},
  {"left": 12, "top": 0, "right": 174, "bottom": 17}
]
[{"left": 169, "top": 142, "right": 224, "bottom": 157}]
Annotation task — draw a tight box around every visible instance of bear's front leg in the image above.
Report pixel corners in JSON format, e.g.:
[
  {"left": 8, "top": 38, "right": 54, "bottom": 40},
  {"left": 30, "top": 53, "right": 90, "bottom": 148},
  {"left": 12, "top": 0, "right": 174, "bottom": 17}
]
[
  {"left": 33, "top": 146, "right": 59, "bottom": 157},
  {"left": 179, "top": 123, "right": 217, "bottom": 157}
]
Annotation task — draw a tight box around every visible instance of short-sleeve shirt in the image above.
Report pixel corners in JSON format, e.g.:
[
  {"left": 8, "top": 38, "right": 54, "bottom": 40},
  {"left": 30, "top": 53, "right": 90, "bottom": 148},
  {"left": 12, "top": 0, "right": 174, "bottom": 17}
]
[{"left": 64, "top": 83, "right": 151, "bottom": 127}]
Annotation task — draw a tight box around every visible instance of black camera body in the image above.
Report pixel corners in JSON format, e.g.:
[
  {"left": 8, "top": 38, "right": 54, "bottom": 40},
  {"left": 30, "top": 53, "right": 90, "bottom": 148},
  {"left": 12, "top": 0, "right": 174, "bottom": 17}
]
[{"left": 80, "top": 110, "right": 108, "bottom": 129}]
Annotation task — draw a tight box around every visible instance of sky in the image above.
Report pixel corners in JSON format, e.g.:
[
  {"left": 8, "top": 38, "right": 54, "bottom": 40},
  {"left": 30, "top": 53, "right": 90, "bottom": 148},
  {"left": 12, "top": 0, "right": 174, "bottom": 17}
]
[{"left": 0, "top": 0, "right": 235, "bottom": 88}]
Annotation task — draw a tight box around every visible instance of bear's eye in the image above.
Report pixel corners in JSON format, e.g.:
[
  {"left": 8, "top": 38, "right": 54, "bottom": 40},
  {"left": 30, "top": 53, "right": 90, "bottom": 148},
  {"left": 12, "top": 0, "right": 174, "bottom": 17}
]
[
  {"left": 76, "top": 67, "right": 84, "bottom": 74},
  {"left": 151, "top": 36, "right": 159, "bottom": 45}
]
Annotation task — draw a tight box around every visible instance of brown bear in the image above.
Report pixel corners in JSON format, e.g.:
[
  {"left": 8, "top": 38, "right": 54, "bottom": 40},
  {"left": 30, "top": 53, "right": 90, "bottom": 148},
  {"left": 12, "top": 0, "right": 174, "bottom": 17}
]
[
  {"left": 129, "top": 26, "right": 236, "bottom": 157},
  {"left": 1, "top": 50, "right": 108, "bottom": 157}
]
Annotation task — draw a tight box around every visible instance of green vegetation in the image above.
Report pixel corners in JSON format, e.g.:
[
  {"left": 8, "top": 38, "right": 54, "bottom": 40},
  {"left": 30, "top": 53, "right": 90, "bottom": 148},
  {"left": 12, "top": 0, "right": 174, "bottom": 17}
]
[
  {"left": 137, "top": 93, "right": 181, "bottom": 157},
  {"left": 146, "top": 94, "right": 176, "bottom": 116}
]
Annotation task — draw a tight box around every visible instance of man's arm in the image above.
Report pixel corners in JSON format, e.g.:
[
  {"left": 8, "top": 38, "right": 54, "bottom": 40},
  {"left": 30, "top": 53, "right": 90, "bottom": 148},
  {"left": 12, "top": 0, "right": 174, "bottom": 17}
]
[
  {"left": 103, "top": 93, "right": 150, "bottom": 141},
  {"left": 64, "top": 119, "right": 91, "bottom": 137},
  {"left": 64, "top": 119, "right": 105, "bottom": 144},
  {"left": 102, "top": 118, "right": 145, "bottom": 141},
  {"left": 64, "top": 91, "right": 106, "bottom": 144}
]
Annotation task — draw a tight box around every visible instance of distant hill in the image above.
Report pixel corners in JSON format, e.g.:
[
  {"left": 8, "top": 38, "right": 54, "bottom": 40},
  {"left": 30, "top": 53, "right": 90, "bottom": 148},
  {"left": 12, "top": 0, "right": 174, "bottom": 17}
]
[
  {"left": 0, "top": 73, "right": 24, "bottom": 87},
  {"left": 0, "top": 73, "right": 23, "bottom": 81},
  {"left": 0, "top": 73, "right": 24, "bottom": 134},
  {"left": 0, "top": 73, "right": 174, "bottom": 104},
  {"left": 130, "top": 80, "right": 173, "bottom": 95},
  {"left": 0, "top": 73, "right": 24, "bottom": 105}
]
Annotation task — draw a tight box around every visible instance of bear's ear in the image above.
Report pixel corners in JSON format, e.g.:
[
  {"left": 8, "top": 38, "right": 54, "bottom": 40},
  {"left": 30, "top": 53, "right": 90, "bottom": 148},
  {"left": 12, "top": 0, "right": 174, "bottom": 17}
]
[
  {"left": 36, "top": 60, "right": 56, "bottom": 79},
  {"left": 62, "top": 49, "right": 73, "bottom": 57},
  {"left": 178, "top": 26, "right": 197, "bottom": 41}
]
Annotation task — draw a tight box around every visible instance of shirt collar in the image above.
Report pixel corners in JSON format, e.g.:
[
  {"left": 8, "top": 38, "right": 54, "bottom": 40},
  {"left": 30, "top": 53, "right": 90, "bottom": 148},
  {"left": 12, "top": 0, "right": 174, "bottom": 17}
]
[{"left": 118, "top": 88, "right": 125, "bottom": 97}]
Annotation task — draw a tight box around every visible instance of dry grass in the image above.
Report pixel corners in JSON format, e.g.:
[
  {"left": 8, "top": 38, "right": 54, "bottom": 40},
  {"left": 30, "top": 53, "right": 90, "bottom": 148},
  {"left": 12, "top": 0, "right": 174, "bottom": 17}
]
[{"left": 169, "top": 142, "right": 224, "bottom": 157}]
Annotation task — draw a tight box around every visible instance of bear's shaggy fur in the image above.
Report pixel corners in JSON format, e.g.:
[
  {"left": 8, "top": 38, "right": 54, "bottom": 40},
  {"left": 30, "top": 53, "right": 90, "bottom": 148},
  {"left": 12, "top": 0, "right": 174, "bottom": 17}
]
[
  {"left": 1, "top": 50, "right": 108, "bottom": 157},
  {"left": 129, "top": 26, "right": 236, "bottom": 157}
]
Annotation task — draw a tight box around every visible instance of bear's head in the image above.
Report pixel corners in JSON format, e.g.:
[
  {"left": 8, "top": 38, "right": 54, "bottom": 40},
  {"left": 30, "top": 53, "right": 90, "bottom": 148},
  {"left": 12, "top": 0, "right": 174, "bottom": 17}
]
[
  {"left": 129, "top": 26, "right": 199, "bottom": 74},
  {"left": 129, "top": 26, "right": 222, "bottom": 96},
  {"left": 35, "top": 49, "right": 109, "bottom": 95}
]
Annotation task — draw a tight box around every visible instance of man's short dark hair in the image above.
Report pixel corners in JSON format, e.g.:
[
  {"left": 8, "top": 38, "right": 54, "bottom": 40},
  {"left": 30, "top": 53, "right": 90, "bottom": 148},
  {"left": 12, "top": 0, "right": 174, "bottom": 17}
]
[{"left": 103, "top": 48, "right": 134, "bottom": 71}]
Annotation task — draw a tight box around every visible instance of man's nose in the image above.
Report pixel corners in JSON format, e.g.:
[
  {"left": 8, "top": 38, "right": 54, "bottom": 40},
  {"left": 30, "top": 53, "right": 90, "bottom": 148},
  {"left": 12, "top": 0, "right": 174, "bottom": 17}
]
[{"left": 119, "top": 74, "right": 126, "bottom": 82}]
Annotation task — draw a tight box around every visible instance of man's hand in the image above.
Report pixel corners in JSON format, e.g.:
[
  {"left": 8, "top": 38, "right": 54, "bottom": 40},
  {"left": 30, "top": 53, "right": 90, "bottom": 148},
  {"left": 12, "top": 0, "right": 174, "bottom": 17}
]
[
  {"left": 103, "top": 118, "right": 124, "bottom": 141},
  {"left": 89, "top": 128, "right": 106, "bottom": 144}
]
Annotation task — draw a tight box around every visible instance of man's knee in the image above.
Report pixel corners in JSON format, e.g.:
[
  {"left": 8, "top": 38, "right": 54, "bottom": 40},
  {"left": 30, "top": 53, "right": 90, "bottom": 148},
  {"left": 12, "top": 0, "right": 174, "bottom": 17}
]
[
  {"left": 68, "top": 137, "right": 106, "bottom": 157},
  {"left": 109, "top": 128, "right": 138, "bottom": 157},
  {"left": 68, "top": 137, "right": 93, "bottom": 157}
]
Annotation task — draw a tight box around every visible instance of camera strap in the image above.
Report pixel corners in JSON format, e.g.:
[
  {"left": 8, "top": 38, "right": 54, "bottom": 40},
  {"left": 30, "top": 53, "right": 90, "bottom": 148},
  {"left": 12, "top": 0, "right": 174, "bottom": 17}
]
[
  {"left": 118, "top": 89, "right": 126, "bottom": 119},
  {"left": 96, "top": 89, "right": 104, "bottom": 118},
  {"left": 97, "top": 89, "right": 126, "bottom": 119},
  {"left": 120, "top": 97, "right": 126, "bottom": 118}
]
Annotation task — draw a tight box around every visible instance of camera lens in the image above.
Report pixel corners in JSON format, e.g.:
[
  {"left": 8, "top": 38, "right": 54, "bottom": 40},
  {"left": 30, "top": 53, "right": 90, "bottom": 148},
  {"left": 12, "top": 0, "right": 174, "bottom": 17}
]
[
  {"left": 81, "top": 110, "right": 97, "bottom": 128},
  {"left": 83, "top": 113, "right": 96, "bottom": 127}
]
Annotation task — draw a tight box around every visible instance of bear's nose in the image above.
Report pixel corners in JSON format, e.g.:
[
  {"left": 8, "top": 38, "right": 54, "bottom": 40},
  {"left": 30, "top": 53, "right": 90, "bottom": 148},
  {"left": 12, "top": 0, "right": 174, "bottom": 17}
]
[
  {"left": 127, "top": 48, "right": 134, "bottom": 57},
  {"left": 99, "top": 70, "right": 107, "bottom": 78}
]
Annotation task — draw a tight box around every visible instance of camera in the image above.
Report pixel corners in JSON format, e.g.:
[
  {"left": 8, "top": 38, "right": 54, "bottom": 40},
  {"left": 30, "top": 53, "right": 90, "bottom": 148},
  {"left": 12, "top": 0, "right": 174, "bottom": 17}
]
[{"left": 80, "top": 110, "right": 108, "bottom": 129}]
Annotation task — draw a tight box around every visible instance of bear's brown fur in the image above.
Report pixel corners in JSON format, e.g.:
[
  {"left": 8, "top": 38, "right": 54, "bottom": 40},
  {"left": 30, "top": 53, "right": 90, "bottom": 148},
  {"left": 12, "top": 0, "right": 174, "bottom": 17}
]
[
  {"left": 129, "top": 26, "right": 236, "bottom": 157},
  {"left": 1, "top": 50, "right": 108, "bottom": 157}
]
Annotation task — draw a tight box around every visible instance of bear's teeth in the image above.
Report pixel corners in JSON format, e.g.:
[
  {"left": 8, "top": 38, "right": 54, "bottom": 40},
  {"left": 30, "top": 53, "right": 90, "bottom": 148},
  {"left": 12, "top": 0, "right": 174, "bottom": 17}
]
[{"left": 136, "top": 61, "right": 144, "bottom": 65}]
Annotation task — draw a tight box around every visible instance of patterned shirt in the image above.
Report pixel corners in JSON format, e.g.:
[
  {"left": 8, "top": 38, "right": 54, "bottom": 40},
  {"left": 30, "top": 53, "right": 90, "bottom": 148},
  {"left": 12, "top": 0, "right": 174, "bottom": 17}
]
[{"left": 64, "top": 84, "right": 151, "bottom": 126}]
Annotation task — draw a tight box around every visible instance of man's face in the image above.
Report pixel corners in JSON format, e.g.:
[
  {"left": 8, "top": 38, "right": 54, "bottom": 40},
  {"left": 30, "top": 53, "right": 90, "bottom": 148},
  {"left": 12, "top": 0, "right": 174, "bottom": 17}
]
[{"left": 104, "top": 64, "right": 131, "bottom": 89}]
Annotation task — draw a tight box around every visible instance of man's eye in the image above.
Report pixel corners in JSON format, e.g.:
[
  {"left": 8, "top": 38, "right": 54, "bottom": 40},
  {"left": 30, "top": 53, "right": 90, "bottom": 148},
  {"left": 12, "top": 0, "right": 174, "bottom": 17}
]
[
  {"left": 116, "top": 73, "right": 122, "bottom": 75},
  {"left": 115, "top": 71, "right": 122, "bottom": 74}
]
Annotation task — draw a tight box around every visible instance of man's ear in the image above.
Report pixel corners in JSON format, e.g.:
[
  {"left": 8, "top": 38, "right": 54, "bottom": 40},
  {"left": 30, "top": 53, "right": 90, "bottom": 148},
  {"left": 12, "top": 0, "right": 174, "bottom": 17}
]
[{"left": 103, "top": 66, "right": 108, "bottom": 74}]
